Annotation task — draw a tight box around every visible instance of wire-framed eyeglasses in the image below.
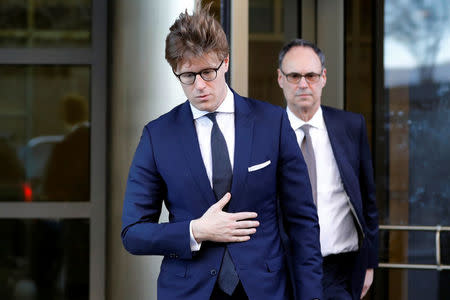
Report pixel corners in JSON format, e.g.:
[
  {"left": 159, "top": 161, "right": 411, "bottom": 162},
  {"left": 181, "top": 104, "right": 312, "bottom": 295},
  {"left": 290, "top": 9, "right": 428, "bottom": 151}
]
[
  {"left": 279, "top": 69, "right": 322, "bottom": 84},
  {"left": 173, "top": 60, "right": 224, "bottom": 85}
]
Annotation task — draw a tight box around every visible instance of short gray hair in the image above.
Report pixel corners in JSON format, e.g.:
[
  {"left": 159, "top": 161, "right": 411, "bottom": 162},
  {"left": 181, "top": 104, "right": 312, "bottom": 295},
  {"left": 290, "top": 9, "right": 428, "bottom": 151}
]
[{"left": 278, "top": 38, "right": 325, "bottom": 70}]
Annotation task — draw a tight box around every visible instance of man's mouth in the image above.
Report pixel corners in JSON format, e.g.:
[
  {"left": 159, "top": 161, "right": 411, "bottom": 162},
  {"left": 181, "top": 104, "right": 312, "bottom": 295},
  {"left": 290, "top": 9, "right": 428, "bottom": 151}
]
[{"left": 295, "top": 88, "right": 311, "bottom": 96}]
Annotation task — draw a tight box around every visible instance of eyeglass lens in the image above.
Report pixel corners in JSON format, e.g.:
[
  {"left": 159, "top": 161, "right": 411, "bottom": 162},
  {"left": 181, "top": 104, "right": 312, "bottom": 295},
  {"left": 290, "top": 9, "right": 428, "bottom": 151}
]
[{"left": 287, "top": 73, "right": 320, "bottom": 84}]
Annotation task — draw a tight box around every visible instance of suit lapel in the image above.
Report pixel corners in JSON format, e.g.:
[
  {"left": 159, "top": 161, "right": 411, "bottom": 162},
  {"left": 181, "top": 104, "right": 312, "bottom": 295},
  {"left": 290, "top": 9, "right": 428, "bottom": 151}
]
[
  {"left": 322, "top": 106, "right": 352, "bottom": 190},
  {"left": 176, "top": 101, "right": 216, "bottom": 208},
  {"left": 229, "top": 91, "right": 254, "bottom": 212}
]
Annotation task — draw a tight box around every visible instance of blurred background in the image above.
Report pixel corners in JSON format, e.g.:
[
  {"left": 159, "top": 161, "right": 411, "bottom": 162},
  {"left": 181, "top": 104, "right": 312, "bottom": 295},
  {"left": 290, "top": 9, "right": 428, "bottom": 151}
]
[{"left": 0, "top": 0, "right": 448, "bottom": 299}]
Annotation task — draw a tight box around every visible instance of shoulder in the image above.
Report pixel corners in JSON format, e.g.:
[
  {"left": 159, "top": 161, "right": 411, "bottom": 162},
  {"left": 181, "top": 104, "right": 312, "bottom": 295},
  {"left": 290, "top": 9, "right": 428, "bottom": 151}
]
[
  {"left": 247, "top": 97, "right": 284, "bottom": 112},
  {"left": 236, "top": 93, "right": 286, "bottom": 120},
  {"left": 144, "top": 101, "right": 188, "bottom": 132},
  {"left": 322, "top": 105, "right": 365, "bottom": 129}
]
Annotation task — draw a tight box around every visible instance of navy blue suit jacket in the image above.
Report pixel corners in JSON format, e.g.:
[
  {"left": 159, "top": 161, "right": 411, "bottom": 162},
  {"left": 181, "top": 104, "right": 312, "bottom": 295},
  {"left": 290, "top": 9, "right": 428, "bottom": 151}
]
[
  {"left": 121, "top": 91, "right": 322, "bottom": 300},
  {"left": 321, "top": 106, "right": 379, "bottom": 299}
]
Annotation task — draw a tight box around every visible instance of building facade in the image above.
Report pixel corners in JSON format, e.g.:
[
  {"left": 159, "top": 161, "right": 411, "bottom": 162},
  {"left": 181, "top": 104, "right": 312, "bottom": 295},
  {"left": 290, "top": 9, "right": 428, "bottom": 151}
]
[{"left": 0, "top": 1, "right": 449, "bottom": 299}]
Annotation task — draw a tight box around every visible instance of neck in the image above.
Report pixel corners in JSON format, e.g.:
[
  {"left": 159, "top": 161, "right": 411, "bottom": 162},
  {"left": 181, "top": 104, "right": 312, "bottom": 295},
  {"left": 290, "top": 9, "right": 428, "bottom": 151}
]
[{"left": 291, "top": 105, "right": 319, "bottom": 122}]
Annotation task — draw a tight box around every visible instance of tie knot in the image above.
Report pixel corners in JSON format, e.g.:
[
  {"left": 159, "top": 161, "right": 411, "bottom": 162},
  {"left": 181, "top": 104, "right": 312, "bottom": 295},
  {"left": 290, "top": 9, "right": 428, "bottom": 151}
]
[
  {"left": 300, "top": 124, "right": 312, "bottom": 135},
  {"left": 206, "top": 112, "right": 218, "bottom": 124}
]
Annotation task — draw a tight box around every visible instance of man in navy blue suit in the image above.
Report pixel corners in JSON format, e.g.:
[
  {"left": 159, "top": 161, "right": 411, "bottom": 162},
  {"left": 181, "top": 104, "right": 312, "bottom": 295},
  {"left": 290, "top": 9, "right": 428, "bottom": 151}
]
[
  {"left": 277, "top": 39, "right": 379, "bottom": 300},
  {"left": 121, "top": 5, "right": 322, "bottom": 300}
]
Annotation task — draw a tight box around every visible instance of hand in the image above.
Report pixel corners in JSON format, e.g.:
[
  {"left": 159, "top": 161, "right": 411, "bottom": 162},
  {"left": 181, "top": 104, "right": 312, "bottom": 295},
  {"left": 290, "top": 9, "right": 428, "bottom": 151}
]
[
  {"left": 191, "top": 193, "right": 259, "bottom": 243},
  {"left": 360, "top": 268, "right": 374, "bottom": 299}
]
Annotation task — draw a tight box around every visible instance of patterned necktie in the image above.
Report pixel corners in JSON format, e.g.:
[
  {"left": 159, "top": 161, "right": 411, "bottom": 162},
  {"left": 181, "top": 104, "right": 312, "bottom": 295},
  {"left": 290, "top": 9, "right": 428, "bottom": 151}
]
[
  {"left": 206, "top": 113, "right": 239, "bottom": 295},
  {"left": 300, "top": 124, "right": 317, "bottom": 205}
]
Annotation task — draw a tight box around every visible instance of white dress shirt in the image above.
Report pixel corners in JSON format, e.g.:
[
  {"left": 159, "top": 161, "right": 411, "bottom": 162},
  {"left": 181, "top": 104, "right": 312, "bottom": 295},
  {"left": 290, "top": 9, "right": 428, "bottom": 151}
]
[
  {"left": 287, "top": 106, "right": 359, "bottom": 256},
  {"left": 189, "top": 86, "right": 235, "bottom": 251}
]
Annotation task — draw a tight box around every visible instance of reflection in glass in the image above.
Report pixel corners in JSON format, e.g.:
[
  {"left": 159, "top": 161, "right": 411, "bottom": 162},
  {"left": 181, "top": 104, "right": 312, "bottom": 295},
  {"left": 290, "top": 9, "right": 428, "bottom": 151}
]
[
  {"left": 381, "top": 1, "right": 450, "bottom": 299},
  {"left": 345, "top": 0, "right": 374, "bottom": 142},
  {"left": 441, "top": 232, "right": 450, "bottom": 266},
  {"left": 346, "top": 1, "right": 450, "bottom": 299},
  {"left": 249, "top": 0, "right": 275, "bottom": 33},
  {"left": 0, "top": 0, "right": 91, "bottom": 48},
  {"left": 0, "top": 219, "right": 89, "bottom": 300},
  {"left": 248, "top": 0, "right": 290, "bottom": 107},
  {"left": 384, "top": 0, "right": 450, "bottom": 226},
  {"left": 379, "top": 230, "right": 436, "bottom": 265},
  {"left": 374, "top": 268, "right": 449, "bottom": 300},
  {"left": 201, "top": 0, "right": 221, "bottom": 23},
  {"left": 0, "top": 65, "right": 90, "bottom": 202}
]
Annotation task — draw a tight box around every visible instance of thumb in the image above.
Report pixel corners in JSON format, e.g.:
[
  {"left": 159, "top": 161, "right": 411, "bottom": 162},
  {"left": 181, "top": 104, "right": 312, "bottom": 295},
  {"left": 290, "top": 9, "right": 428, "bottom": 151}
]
[{"left": 216, "top": 193, "right": 231, "bottom": 210}]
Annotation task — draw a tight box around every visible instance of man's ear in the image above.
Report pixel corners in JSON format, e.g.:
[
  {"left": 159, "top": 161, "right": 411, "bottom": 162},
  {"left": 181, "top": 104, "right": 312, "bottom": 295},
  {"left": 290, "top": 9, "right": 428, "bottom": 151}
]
[
  {"left": 223, "top": 55, "right": 230, "bottom": 72},
  {"left": 321, "top": 68, "right": 327, "bottom": 87},
  {"left": 277, "top": 69, "right": 284, "bottom": 88}
]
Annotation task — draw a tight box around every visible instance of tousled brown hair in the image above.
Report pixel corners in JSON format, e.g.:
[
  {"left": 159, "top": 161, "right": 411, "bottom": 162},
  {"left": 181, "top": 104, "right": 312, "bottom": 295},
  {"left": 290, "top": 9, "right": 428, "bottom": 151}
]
[{"left": 165, "top": 2, "right": 229, "bottom": 70}]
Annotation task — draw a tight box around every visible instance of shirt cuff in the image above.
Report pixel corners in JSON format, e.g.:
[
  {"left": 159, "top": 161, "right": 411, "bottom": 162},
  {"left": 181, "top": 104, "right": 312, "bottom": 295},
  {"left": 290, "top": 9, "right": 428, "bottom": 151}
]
[{"left": 189, "top": 221, "right": 202, "bottom": 251}]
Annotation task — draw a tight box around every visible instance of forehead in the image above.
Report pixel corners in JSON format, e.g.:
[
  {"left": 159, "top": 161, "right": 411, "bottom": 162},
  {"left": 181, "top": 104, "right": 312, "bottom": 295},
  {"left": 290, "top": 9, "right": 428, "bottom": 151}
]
[
  {"left": 177, "top": 52, "right": 220, "bottom": 73},
  {"left": 281, "top": 46, "right": 322, "bottom": 73}
]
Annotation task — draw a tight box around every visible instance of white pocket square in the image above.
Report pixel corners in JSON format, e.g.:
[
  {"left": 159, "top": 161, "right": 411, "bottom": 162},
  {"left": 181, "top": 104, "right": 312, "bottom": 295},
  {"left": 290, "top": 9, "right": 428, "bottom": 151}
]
[{"left": 248, "top": 160, "right": 271, "bottom": 172}]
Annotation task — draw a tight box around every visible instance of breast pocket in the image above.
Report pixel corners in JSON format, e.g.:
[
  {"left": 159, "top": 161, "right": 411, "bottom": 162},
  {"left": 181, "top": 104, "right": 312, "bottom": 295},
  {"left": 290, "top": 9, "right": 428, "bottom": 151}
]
[
  {"left": 246, "top": 159, "right": 276, "bottom": 194},
  {"left": 248, "top": 160, "right": 271, "bottom": 172}
]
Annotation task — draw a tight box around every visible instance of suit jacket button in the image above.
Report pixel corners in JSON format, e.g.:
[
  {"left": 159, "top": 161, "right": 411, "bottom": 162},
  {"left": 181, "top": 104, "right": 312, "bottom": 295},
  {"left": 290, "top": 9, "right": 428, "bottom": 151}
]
[
  {"left": 169, "top": 254, "right": 175, "bottom": 258},
  {"left": 210, "top": 269, "right": 217, "bottom": 276}
]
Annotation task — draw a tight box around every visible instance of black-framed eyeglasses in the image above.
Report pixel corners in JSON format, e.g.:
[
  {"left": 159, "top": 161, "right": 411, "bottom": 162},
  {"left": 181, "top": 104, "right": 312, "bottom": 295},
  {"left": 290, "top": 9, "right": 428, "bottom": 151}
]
[
  {"left": 173, "top": 60, "right": 224, "bottom": 85},
  {"left": 280, "top": 69, "right": 322, "bottom": 84}
]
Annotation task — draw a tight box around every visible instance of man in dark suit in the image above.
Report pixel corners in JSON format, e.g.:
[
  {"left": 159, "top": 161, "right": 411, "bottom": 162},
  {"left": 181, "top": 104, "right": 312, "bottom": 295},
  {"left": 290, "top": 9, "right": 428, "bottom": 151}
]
[
  {"left": 121, "top": 5, "right": 322, "bottom": 300},
  {"left": 277, "top": 39, "right": 379, "bottom": 300}
]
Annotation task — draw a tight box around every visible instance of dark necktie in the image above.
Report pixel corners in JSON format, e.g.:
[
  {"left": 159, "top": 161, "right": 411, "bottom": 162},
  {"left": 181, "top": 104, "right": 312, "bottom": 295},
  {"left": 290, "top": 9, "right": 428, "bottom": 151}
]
[
  {"left": 206, "top": 112, "right": 239, "bottom": 296},
  {"left": 300, "top": 124, "right": 317, "bottom": 205}
]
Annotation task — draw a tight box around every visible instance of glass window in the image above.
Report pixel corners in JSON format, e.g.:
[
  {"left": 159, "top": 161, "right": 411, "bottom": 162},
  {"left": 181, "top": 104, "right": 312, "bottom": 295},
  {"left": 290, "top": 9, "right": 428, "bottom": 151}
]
[
  {"left": 0, "top": 65, "right": 90, "bottom": 202},
  {"left": 379, "top": 230, "right": 436, "bottom": 265},
  {"left": 248, "top": 0, "right": 289, "bottom": 107},
  {"left": 384, "top": 0, "right": 450, "bottom": 227},
  {"left": 249, "top": 0, "right": 276, "bottom": 33},
  {"left": 346, "top": 0, "right": 450, "bottom": 299},
  {"left": 0, "top": 0, "right": 91, "bottom": 48},
  {"left": 0, "top": 219, "right": 89, "bottom": 299},
  {"left": 345, "top": 0, "right": 374, "bottom": 144},
  {"left": 201, "top": 0, "right": 221, "bottom": 22},
  {"left": 374, "top": 268, "right": 449, "bottom": 300}
]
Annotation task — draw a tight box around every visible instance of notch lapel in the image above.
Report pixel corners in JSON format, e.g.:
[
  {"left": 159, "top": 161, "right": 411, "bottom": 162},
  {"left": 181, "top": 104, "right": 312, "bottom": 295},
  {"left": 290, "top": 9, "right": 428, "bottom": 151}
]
[
  {"left": 229, "top": 92, "right": 254, "bottom": 212},
  {"left": 176, "top": 101, "right": 216, "bottom": 208},
  {"left": 322, "top": 106, "right": 353, "bottom": 192}
]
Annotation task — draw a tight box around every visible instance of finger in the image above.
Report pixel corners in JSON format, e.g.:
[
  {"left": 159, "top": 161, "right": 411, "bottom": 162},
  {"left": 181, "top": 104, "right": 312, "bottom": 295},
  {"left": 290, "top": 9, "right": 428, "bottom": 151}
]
[
  {"left": 232, "top": 228, "right": 257, "bottom": 236},
  {"left": 360, "top": 287, "right": 367, "bottom": 299},
  {"left": 231, "top": 212, "right": 258, "bottom": 221},
  {"left": 230, "top": 235, "right": 251, "bottom": 242},
  {"left": 215, "top": 193, "right": 231, "bottom": 210},
  {"left": 234, "top": 220, "right": 260, "bottom": 229}
]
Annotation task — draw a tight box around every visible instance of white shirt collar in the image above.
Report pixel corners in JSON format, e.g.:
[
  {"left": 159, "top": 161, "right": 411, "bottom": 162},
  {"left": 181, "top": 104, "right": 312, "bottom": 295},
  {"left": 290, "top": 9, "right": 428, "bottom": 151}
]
[
  {"left": 286, "top": 106, "right": 326, "bottom": 131},
  {"left": 190, "top": 85, "right": 234, "bottom": 120}
]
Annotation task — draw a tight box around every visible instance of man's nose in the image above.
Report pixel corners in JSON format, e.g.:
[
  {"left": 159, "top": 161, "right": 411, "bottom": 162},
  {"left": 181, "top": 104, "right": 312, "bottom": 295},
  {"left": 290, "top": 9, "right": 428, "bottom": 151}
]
[
  {"left": 194, "top": 74, "right": 206, "bottom": 89},
  {"left": 298, "top": 76, "right": 309, "bottom": 88}
]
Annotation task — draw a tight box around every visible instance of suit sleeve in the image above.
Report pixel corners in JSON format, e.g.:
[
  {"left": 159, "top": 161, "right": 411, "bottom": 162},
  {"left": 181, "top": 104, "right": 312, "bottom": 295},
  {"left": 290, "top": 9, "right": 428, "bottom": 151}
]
[
  {"left": 277, "top": 111, "right": 323, "bottom": 300},
  {"left": 121, "top": 127, "right": 193, "bottom": 259},
  {"left": 358, "top": 115, "right": 379, "bottom": 268}
]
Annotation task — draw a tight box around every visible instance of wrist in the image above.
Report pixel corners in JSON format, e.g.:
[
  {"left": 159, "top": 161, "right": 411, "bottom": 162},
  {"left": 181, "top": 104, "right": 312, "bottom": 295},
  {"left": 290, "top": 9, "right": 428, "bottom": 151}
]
[{"left": 191, "top": 218, "right": 206, "bottom": 243}]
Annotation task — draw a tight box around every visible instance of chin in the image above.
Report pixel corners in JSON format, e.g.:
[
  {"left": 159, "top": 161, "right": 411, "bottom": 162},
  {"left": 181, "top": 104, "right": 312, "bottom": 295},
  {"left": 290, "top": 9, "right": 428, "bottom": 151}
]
[{"left": 196, "top": 103, "right": 214, "bottom": 112}]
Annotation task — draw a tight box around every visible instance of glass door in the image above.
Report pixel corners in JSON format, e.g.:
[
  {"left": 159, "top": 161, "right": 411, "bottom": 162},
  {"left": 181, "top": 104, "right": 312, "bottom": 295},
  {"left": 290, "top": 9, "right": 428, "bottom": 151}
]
[
  {"left": 377, "top": 0, "right": 450, "bottom": 299},
  {"left": 0, "top": 1, "right": 107, "bottom": 299},
  {"left": 346, "top": 0, "right": 450, "bottom": 299}
]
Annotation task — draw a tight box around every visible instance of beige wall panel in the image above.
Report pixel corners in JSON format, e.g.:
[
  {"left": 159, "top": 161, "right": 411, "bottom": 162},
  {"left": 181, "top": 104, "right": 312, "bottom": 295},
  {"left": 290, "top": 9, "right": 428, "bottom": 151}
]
[{"left": 110, "top": 2, "right": 194, "bottom": 300}]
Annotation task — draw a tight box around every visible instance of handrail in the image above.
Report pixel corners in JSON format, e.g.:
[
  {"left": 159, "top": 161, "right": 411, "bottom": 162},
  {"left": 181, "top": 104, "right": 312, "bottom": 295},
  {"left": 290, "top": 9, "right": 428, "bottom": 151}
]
[{"left": 378, "top": 225, "right": 450, "bottom": 271}]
